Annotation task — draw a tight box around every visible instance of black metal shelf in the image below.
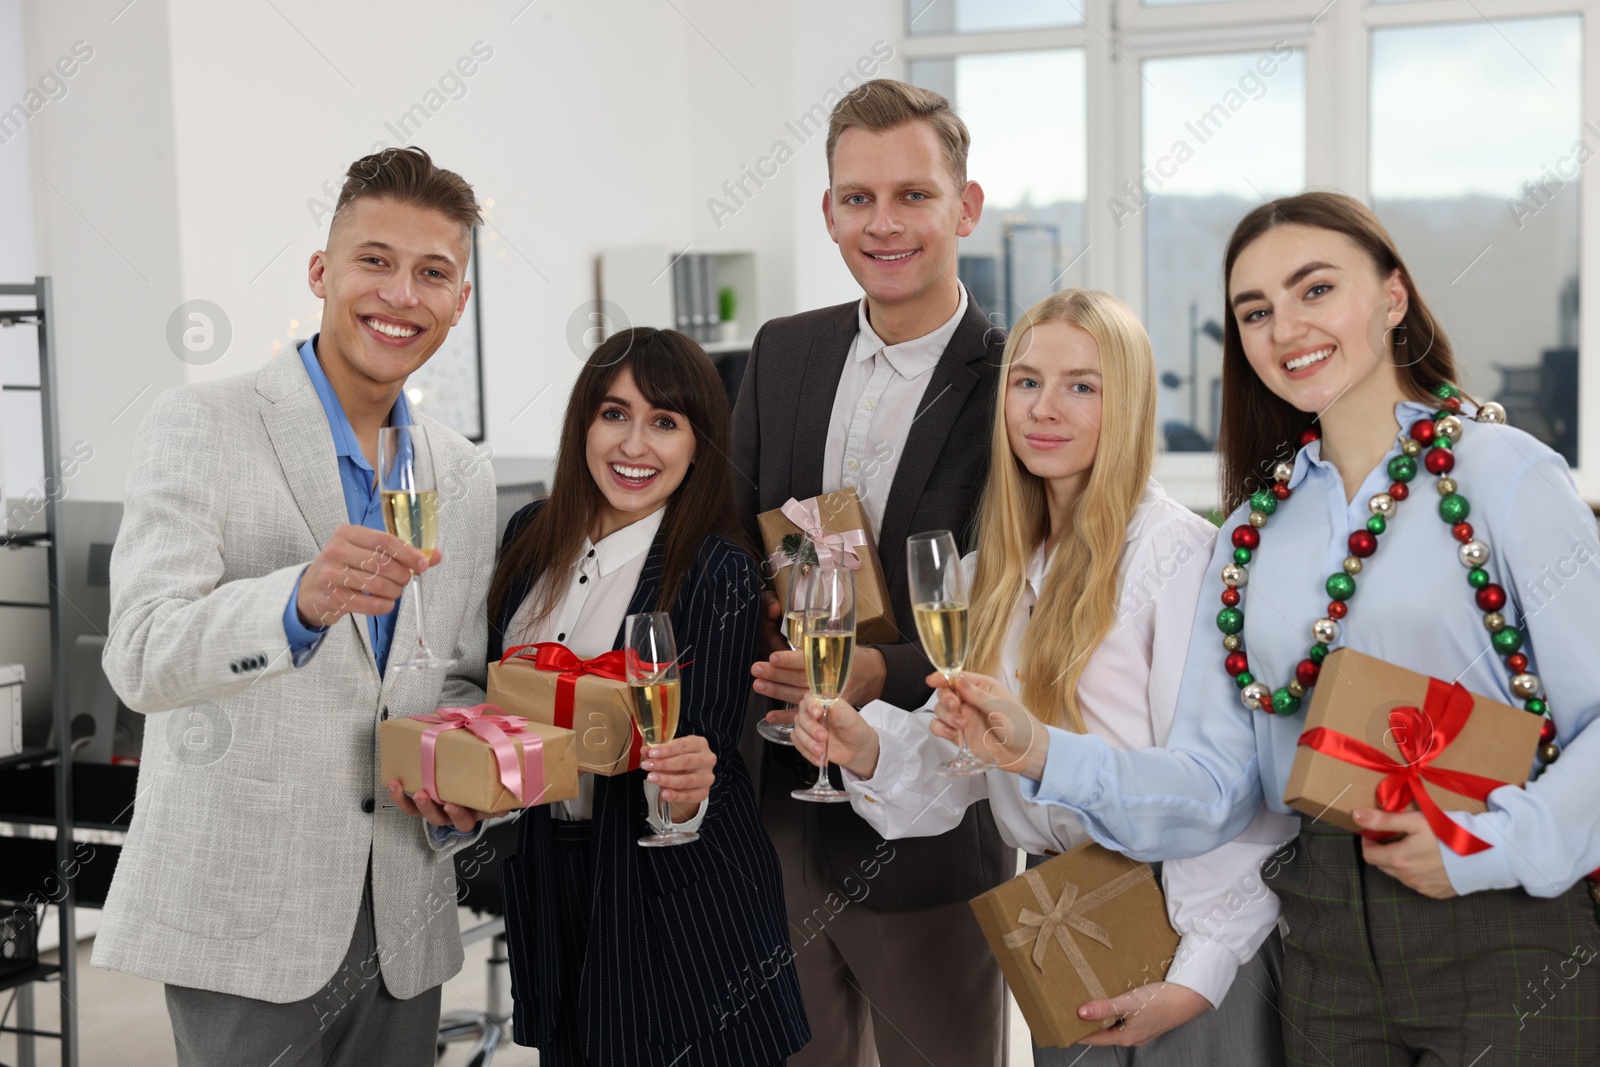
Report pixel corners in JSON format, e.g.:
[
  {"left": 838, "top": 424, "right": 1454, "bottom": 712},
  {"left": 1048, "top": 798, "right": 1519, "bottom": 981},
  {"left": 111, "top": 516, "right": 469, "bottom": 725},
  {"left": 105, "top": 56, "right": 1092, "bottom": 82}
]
[{"left": 0, "top": 962, "right": 60, "bottom": 996}]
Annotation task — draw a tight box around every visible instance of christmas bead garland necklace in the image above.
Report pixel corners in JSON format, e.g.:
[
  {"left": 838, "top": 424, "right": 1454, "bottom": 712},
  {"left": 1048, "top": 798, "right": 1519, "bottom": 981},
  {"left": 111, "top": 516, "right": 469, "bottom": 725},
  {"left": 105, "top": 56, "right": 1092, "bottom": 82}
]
[{"left": 1215, "top": 384, "right": 1562, "bottom": 769}]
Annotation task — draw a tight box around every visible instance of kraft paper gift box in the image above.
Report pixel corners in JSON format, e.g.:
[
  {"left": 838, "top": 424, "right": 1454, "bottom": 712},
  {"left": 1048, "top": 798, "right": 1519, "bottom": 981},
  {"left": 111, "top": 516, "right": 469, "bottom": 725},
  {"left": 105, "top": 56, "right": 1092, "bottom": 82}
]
[
  {"left": 1283, "top": 647, "right": 1542, "bottom": 848},
  {"left": 757, "top": 488, "right": 899, "bottom": 646},
  {"left": 379, "top": 705, "right": 578, "bottom": 811},
  {"left": 969, "top": 843, "right": 1179, "bottom": 1048},
  {"left": 487, "top": 643, "right": 644, "bottom": 777}
]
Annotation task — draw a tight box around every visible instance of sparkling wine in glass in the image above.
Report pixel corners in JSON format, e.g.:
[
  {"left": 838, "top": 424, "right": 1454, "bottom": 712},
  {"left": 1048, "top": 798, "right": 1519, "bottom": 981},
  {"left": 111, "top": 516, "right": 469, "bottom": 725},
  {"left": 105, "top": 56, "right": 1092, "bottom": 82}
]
[
  {"left": 791, "top": 563, "right": 855, "bottom": 803},
  {"left": 625, "top": 611, "right": 698, "bottom": 847},
  {"left": 378, "top": 425, "right": 453, "bottom": 671},
  {"left": 758, "top": 558, "right": 823, "bottom": 746},
  {"left": 908, "top": 530, "right": 981, "bottom": 776}
]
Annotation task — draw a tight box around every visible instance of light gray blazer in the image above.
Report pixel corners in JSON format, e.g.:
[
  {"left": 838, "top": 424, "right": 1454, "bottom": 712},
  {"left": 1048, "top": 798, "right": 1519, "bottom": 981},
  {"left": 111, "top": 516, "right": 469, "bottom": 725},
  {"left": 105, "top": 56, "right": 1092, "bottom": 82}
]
[{"left": 93, "top": 348, "right": 497, "bottom": 1003}]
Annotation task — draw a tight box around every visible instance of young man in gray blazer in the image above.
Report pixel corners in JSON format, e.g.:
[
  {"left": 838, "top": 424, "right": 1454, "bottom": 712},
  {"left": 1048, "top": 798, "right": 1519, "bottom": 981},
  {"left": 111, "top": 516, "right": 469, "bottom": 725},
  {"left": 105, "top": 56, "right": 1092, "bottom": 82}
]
[
  {"left": 95, "top": 147, "right": 501, "bottom": 1067},
  {"left": 732, "top": 81, "right": 1013, "bottom": 1066}
]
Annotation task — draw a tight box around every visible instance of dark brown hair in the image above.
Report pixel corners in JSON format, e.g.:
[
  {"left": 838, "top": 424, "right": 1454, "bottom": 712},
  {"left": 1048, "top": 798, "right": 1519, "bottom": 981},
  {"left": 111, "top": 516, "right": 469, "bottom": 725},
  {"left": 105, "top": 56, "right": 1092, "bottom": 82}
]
[
  {"left": 826, "top": 79, "right": 970, "bottom": 188},
  {"left": 330, "top": 145, "right": 481, "bottom": 238},
  {"left": 1217, "top": 191, "right": 1458, "bottom": 512},
  {"left": 487, "top": 328, "right": 750, "bottom": 631}
]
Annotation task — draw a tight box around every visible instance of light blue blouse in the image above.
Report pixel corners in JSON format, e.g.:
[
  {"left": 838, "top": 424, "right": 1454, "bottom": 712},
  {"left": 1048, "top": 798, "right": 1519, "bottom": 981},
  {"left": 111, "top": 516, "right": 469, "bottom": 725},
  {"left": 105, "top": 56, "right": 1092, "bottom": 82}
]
[{"left": 1022, "top": 400, "right": 1600, "bottom": 897}]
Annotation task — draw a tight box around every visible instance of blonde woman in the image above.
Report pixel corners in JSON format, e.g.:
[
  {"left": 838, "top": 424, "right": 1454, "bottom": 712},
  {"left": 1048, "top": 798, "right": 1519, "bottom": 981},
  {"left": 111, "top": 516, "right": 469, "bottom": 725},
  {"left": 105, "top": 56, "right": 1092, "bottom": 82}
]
[{"left": 787, "top": 290, "right": 1295, "bottom": 1064}]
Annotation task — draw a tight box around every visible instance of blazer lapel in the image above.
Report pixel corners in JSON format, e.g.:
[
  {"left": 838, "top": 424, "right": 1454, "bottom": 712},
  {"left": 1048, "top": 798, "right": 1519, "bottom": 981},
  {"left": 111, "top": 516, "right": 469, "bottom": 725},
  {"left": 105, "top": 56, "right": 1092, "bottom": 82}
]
[{"left": 790, "top": 304, "right": 859, "bottom": 501}]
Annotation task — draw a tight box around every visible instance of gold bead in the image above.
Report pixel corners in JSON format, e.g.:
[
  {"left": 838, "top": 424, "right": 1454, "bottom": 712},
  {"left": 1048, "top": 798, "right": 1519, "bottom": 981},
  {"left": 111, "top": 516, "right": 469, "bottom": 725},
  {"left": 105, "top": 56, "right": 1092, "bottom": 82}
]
[
  {"left": 1436, "top": 415, "right": 1464, "bottom": 442},
  {"left": 1343, "top": 556, "right": 1362, "bottom": 575},
  {"left": 1401, "top": 439, "right": 1423, "bottom": 457},
  {"left": 1287, "top": 680, "right": 1305, "bottom": 698},
  {"left": 1249, "top": 510, "right": 1268, "bottom": 528},
  {"left": 1510, "top": 672, "right": 1540, "bottom": 699},
  {"left": 1312, "top": 618, "right": 1340, "bottom": 645},
  {"left": 1223, "top": 634, "right": 1242, "bottom": 651},
  {"left": 1436, "top": 477, "right": 1457, "bottom": 496},
  {"left": 1483, "top": 611, "right": 1506, "bottom": 632},
  {"left": 1539, "top": 742, "right": 1561, "bottom": 765},
  {"left": 1369, "top": 493, "right": 1395, "bottom": 516},
  {"left": 1475, "top": 401, "right": 1507, "bottom": 425},
  {"left": 1273, "top": 462, "right": 1294, "bottom": 483}
]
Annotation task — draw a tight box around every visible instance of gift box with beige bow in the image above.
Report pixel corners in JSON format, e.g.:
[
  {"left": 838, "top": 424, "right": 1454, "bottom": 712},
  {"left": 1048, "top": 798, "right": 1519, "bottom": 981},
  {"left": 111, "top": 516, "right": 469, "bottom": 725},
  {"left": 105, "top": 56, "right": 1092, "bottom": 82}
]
[
  {"left": 969, "top": 843, "right": 1180, "bottom": 1047},
  {"left": 756, "top": 488, "right": 899, "bottom": 645}
]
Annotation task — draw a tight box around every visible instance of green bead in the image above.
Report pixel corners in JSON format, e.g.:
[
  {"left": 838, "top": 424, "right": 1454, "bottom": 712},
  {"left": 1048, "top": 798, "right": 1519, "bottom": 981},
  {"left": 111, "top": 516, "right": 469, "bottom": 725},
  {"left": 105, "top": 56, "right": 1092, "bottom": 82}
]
[
  {"left": 1326, "top": 572, "right": 1356, "bottom": 601},
  {"left": 1491, "top": 626, "right": 1523, "bottom": 655},
  {"left": 1271, "top": 687, "right": 1302, "bottom": 715},
  {"left": 1235, "top": 671, "right": 1254, "bottom": 689},
  {"left": 1366, "top": 515, "right": 1387, "bottom": 536},
  {"left": 1434, "top": 409, "right": 1452, "bottom": 421},
  {"left": 1387, "top": 454, "right": 1418, "bottom": 483},
  {"left": 1434, "top": 436, "right": 1452, "bottom": 450},
  {"left": 1234, "top": 547, "right": 1253, "bottom": 565},
  {"left": 1248, "top": 489, "right": 1278, "bottom": 516},
  {"left": 1439, "top": 493, "right": 1471, "bottom": 524},
  {"left": 1526, "top": 698, "right": 1548, "bottom": 715},
  {"left": 1309, "top": 643, "right": 1329, "bottom": 664},
  {"left": 1216, "top": 607, "right": 1244, "bottom": 635},
  {"left": 1467, "top": 567, "right": 1489, "bottom": 589},
  {"left": 1434, "top": 382, "right": 1461, "bottom": 400}
]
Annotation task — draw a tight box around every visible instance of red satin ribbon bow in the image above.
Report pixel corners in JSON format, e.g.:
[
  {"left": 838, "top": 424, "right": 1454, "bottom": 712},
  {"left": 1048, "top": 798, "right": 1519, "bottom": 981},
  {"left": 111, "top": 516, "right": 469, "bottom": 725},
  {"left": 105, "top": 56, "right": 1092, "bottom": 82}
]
[
  {"left": 502, "top": 643, "right": 644, "bottom": 771},
  {"left": 1297, "top": 677, "right": 1517, "bottom": 856},
  {"left": 413, "top": 703, "right": 544, "bottom": 808}
]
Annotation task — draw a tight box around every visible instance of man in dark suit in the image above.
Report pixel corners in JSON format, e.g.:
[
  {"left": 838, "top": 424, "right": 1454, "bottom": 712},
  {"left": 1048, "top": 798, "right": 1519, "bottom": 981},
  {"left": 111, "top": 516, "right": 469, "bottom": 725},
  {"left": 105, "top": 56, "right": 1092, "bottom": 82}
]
[{"left": 731, "top": 80, "right": 1012, "bottom": 1067}]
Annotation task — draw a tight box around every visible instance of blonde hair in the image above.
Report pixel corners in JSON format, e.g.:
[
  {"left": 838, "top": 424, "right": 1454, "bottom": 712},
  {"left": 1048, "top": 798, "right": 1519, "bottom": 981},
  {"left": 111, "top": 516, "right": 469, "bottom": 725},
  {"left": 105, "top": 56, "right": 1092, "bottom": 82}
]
[
  {"left": 825, "top": 79, "right": 970, "bottom": 188},
  {"left": 967, "top": 290, "right": 1157, "bottom": 732}
]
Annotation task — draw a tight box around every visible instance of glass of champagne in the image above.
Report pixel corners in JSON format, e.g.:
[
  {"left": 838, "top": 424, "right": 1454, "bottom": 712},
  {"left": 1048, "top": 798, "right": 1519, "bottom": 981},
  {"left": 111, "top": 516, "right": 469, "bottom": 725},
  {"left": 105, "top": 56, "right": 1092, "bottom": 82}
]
[
  {"left": 377, "top": 425, "right": 453, "bottom": 671},
  {"left": 908, "top": 530, "right": 981, "bottom": 777},
  {"left": 791, "top": 563, "right": 855, "bottom": 803},
  {"left": 757, "top": 558, "right": 821, "bottom": 746},
  {"left": 624, "top": 611, "right": 698, "bottom": 847}
]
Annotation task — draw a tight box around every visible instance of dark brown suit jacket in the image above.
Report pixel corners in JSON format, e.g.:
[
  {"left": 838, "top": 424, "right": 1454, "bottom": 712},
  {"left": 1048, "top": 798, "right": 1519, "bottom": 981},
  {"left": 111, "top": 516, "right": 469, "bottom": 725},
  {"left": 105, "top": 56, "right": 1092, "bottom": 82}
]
[{"left": 731, "top": 297, "right": 1014, "bottom": 911}]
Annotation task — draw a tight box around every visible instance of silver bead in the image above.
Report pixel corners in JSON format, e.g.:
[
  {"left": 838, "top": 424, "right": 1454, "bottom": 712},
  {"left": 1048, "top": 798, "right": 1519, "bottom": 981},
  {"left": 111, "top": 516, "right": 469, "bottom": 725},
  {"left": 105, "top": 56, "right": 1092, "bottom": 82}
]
[
  {"left": 1223, "top": 634, "right": 1243, "bottom": 651},
  {"left": 1368, "top": 493, "right": 1395, "bottom": 516},
  {"left": 1312, "top": 617, "right": 1341, "bottom": 645},
  {"left": 1273, "top": 462, "right": 1294, "bottom": 484},
  {"left": 1458, "top": 540, "right": 1489, "bottom": 568},
  {"left": 1436, "top": 415, "right": 1463, "bottom": 442},
  {"left": 1248, "top": 510, "right": 1268, "bottom": 529},
  {"left": 1221, "top": 564, "right": 1248, "bottom": 588},
  {"left": 1287, "top": 680, "right": 1306, "bottom": 699},
  {"left": 1401, "top": 439, "right": 1423, "bottom": 457},
  {"left": 1510, "top": 672, "right": 1540, "bottom": 699},
  {"left": 1474, "top": 401, "right": 1507, "bottom": 424},
  {"left": 1437, "top": 476, "right": 1457, "bottom": 496},
  {"left": 1343, "top": 556, "right": 1363, "bottom": 576},
  {"left": 1241, "top": 682, "right": 1271, "bottom": 711},
  {"left": 1483, "top": 611, "right": 1506, "bottom": 632}
]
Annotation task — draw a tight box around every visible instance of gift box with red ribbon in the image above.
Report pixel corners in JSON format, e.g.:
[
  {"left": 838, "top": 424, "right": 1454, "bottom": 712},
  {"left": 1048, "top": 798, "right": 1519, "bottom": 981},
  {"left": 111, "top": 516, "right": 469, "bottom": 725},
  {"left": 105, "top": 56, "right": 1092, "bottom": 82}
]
[
  {"left": 757, "top": 488, "right": 899, "bottom": 645},
  {"left": 1284, "top": 647, "right": 1543, "bottom": 853},
  {"left": 379, "top": 703, "right": 579, "bottom": 811},
  {"left": 487, "top": 643, "right": 647, "bottom": 776}
]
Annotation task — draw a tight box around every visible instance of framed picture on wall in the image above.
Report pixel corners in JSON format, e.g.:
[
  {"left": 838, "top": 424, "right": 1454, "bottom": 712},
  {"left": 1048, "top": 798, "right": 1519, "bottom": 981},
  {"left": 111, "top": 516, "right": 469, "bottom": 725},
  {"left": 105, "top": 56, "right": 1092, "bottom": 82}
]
[{"left": 405, "top": 227, "right": 485, "bottom": 441}]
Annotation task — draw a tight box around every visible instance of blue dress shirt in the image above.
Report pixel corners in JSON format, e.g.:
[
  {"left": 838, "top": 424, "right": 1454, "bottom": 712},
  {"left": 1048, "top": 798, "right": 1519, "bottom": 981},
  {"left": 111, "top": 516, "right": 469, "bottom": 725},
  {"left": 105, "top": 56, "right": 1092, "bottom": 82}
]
[
  {"left": 281, "top": 335, "right": 412, "bottom": 676},
  {"left": 1021, "top": 400, "right": 1600, "bottom": 898}
]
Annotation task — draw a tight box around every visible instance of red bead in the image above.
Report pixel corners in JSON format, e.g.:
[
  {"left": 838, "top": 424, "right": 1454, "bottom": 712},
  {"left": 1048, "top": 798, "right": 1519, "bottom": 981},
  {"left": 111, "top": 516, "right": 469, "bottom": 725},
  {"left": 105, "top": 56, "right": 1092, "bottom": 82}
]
[
  {"left": 1443, "top": 396, "right": 1462, "bottom": 413},
  {"left": 1232, "top": 526, "right": 1260, "bottom": 550},
  {"left": 1226, "top": 651, "right": 1250, "bottom": 676},
  {"left": 1348, "top": 531, "right": 1378, "bottom": 558},
  {"left": 1295, "top": 659, "right": 1320, "bottom": 687},
  {"left": 1299, "top": 427, "right": 1321, "bottom": 446},
  {"left": 1221, "top": 587, "right": 1241, "bottom": 607},
  {"left": 1507, "top": 653, "right": 1529, "bottom": 674},
  {"left": 1476, "top": 584, "right": 1507, "bottom": 612},
  {"left": 1409, "top": 419, "right": 1437, "bottom": 445},
  {"left": 1540, "top": 718, "right": 1557, "bottom": 745},
  {"left": 1271, "top": 483, "right": 1291, "bottom": 500},
  {"left": 1452, "top": 522, "right": 1474, "bottom": 543},
  {"left": 1424, "top": 448, "right": 1455, "bottom": 475},
  {"left": 1327, "top": 600, "right": 1348, "bottom": 619},
  {"left": 1389, "top": 482, "right": 1409, "bottom": 501}
]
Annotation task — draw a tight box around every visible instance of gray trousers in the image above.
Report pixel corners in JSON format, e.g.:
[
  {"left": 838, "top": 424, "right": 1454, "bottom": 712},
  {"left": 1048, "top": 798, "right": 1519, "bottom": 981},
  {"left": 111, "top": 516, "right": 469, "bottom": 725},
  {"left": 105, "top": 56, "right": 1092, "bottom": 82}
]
[{"left": 164, "top": 879, "right": 442, "bottom": 1067}]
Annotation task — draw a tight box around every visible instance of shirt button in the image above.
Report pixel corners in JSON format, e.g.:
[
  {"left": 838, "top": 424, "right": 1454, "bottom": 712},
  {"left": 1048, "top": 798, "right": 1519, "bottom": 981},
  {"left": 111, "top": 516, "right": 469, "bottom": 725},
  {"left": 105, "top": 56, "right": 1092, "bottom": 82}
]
[
  {"left": 846, "top": 459, "right": 859, "bottom": 471},
  {"left": 579, "top": 575, "right": 588, "bottom": 584},
  {"left": 557, "top": 633, "right": 566, "bottom": 641},
  {"left": 864, "top": 398, "right": 876, "bottom": 410},
  {"left": 587, "top": 549, "right": 595, "bottom": 558}
]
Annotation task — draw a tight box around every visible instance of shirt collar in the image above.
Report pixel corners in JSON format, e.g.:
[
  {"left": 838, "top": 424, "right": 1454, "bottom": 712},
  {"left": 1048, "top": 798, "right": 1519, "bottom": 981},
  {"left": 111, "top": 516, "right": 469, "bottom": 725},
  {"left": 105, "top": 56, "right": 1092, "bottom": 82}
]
[
  {"left": 297, "top": 334, "right": 412, "bottom": 472},
  {"left": 1286, "top": 399, "right": 1437, "bottom": 491},
  {"left": 852, "top": 283, "right": 969, "bottom": 379},
  {"left": 583, "top": 506, "right": 665, "bottom": 578}
]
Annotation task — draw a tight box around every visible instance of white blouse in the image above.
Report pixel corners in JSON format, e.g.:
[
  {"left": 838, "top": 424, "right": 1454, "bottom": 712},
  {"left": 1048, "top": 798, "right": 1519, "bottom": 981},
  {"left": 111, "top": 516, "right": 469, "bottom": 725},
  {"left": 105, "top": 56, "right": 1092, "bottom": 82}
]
[
  {"left": 846, "top": 481, "right": 1299, "bottom": 1007},
  {"left": 507, "top": 507, "right": 706, "bottom": 830}
]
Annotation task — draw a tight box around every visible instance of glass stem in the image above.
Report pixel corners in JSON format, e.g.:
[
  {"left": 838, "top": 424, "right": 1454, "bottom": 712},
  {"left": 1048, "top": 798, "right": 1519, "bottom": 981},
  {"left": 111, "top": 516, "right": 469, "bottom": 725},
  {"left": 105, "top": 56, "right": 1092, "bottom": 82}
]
[
  {"left": 410, "top": 571, "right": 432, "bottom": 655},
  {"left": 813, "top": 701, "right": 833, "bottom": 789},
  {"left": 657, "top": 782, "right": 676, "bottom": 835},
  {"left": 950, "top": 670, "right": 976, "bottom": 760}
]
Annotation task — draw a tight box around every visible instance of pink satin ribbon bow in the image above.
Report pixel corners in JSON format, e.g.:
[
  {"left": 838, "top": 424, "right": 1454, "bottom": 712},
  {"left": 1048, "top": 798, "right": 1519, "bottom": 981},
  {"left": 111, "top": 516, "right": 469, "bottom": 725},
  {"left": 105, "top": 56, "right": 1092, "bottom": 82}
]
[
  {"left": 414, "top": 703, "right": 544, "bottom": 808},
  {"left": 768, "top": 496, "right": 867, "bottom": 573}
]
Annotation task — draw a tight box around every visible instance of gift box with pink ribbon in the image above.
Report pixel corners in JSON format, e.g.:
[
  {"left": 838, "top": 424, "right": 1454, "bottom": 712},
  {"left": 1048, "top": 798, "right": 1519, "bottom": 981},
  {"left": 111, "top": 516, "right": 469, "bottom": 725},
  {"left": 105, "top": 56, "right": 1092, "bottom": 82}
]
[
  {"left": 487, "top": 643, "right": 646, "bottom": 777},
  {"left": 757, "top": 488, "right": 899, "bottom": 645},
  {"left": 969, "top": 843, "right": 1179, "bottom": 1048},
  {"left": 379, "top": 703, "right": 579, "bottom": 812}
]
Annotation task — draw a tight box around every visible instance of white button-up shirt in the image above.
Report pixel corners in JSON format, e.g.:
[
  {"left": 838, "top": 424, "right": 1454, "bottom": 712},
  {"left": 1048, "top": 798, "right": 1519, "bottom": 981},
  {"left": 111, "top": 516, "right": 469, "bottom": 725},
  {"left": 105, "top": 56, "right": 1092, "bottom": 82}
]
[{"left": 845, "top": 481, "right": 1299, "bottom": 1007}]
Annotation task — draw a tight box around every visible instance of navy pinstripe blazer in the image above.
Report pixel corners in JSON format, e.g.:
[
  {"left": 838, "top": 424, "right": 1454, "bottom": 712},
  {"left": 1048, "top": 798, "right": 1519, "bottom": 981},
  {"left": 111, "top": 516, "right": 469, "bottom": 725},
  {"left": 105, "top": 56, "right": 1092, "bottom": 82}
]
[{"left": 493, "top": 501, "right": 809, "bottom": 1066}]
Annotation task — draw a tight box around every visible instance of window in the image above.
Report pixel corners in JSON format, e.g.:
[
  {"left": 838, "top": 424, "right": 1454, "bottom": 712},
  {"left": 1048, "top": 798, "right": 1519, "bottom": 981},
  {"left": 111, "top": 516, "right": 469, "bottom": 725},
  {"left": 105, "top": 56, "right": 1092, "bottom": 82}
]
[{"left": 906, "top": 0, "right": 1082, "bottom": 36}]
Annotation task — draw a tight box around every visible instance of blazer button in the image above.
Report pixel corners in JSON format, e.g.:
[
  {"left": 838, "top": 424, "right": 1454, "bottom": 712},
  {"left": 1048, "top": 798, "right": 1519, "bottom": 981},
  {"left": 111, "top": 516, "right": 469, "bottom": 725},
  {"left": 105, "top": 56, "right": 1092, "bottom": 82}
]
[
  {"left": 361, "top": 797, "right": 375, "bottom": 814},
  {"left": 381, "top": 706, "right": 390, "bottom": 721},
  {"left": 229, "top": 662, "right": 240, "bottom": 675}
]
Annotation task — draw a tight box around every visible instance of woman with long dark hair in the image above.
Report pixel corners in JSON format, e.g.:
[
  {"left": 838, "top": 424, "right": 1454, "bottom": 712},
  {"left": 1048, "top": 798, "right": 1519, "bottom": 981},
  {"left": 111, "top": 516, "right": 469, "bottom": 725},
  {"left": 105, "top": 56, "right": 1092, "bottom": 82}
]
[
  {"left": 491, "top": 327, "right": 808, "bottom": 1066},
  {"left": 925, "top": 193, "right": 1600, "bottom": 1063}
]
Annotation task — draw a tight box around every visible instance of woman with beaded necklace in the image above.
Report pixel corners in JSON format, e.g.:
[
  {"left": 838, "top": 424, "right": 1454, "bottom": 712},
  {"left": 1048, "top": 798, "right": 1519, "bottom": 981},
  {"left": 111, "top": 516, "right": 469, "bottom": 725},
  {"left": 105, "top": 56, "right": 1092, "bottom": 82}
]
[{"left": 923, "top": 192, "right": 1600, "bottom": 1063}]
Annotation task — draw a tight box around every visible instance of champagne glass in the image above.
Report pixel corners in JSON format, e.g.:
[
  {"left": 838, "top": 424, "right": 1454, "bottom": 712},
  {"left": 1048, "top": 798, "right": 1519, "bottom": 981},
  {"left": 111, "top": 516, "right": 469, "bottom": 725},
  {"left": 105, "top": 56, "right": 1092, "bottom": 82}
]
[
  {"left": 624, "top": 611, "right": 698, "bottom": 847},
  {"left": 908, "top": 530, "right": 981, "bottom": 776},
  {"left": 791, "top": 563, "right": 855, "bottom": 803},
  {"left": 378, "top": 425, "right": 454, "bottom": 671},
  {"left": 757, "top": 558, "right": 822, "bottom": 745}
]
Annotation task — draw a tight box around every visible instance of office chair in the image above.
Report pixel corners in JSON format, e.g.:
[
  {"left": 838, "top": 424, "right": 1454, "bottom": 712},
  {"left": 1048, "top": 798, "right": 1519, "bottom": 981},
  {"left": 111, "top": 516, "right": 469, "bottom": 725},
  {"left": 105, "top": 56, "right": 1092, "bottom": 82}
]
[{"left": 436, "top": 818, "right": 519, "bottom": 1066}]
